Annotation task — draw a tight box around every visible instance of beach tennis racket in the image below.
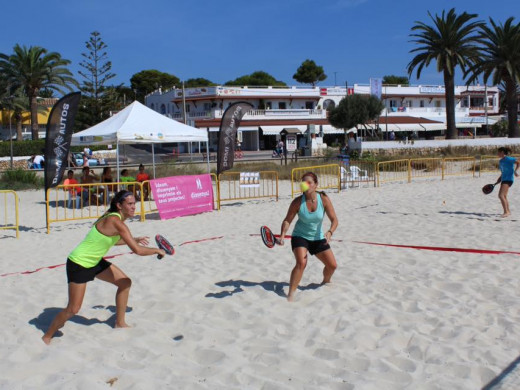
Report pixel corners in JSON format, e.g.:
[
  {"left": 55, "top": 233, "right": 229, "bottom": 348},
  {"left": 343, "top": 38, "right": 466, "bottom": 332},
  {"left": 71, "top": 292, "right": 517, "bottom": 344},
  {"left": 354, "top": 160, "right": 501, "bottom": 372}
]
[
  {"left": 260, "top": 226, "right": 280, "bottom": 248},
  {"left": 155, "top": 234, "right": 174, "bottom": 259},
  {"left": 482, "top": 184, "right": 495, "bottom": 195}
]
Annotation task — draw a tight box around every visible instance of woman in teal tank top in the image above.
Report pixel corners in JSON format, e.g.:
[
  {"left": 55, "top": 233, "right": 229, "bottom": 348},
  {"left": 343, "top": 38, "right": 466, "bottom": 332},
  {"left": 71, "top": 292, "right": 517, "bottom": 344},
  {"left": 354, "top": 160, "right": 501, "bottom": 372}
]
[
  {"left": 42, "top": 190, "right": 165, "bottom": 345},
  {"left": 280, "top": 172, "right": 339, "bottom": 302}
]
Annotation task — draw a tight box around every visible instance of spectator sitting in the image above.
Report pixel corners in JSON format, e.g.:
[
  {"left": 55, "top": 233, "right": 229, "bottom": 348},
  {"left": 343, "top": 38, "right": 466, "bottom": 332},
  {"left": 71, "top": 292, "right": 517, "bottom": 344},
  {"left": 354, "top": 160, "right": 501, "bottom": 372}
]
[
  {"left": 63, "top": 170, "right": 82, "bottom": 209},
  {"left": 101, "top": 167, "right": 115, "bottom": 204},
  {"left": 120, "top": 169, "right": 137, "bottom": 199},
  {"left": 136, "top": 164, "right": 150, "bottom": 201},
  {"left": 81, "top": 166, "right": 100, "bottom": 205}
]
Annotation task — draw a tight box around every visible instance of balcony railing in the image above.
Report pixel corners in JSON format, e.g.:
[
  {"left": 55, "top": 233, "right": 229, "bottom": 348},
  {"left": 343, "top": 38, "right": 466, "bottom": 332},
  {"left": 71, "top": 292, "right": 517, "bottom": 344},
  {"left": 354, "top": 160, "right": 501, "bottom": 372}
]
[{"left": 169, "top": 109, "right": 326, "bottom": 120}]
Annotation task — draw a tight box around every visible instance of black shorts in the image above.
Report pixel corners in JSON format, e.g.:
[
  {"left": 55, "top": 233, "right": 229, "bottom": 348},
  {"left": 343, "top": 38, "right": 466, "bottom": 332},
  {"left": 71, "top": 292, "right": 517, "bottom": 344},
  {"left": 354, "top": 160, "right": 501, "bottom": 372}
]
[
  {"left": 502, "top": 181, "right": 513, "bottom": 187},
  {"left": 66, "top": 258, "right": 112, "bottom": 284},
  {"left": 291, "top": 236, "right": 330, "bottom": 256}
]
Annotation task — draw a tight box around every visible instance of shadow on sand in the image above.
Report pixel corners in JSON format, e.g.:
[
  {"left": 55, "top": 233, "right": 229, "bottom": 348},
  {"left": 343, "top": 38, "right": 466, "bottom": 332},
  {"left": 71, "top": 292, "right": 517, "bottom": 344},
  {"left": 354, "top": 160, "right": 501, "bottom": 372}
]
[
  {"left": 205, "top": 279, "right": 322, "bottom": 299},
  {"left": 29, "top": 305, "right": 133, "bottom": 337}
]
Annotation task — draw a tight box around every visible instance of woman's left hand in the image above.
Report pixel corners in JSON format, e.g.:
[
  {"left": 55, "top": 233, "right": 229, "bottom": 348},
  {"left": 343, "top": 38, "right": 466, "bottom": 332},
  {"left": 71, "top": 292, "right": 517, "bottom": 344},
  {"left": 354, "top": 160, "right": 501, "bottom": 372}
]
[
  {"left": 325, "top": 231, "right": 333, "bottom": 244},
  {"left": 135, "top": 236, "right": 150, "bottom": 246}
]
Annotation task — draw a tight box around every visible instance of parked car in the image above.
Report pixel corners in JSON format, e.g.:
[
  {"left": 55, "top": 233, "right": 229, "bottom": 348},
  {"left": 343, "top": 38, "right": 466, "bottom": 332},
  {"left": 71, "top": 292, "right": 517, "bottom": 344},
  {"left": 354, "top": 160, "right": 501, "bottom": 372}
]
[{"left": 72, "top": 152, "right": 105, "bottom": 166}]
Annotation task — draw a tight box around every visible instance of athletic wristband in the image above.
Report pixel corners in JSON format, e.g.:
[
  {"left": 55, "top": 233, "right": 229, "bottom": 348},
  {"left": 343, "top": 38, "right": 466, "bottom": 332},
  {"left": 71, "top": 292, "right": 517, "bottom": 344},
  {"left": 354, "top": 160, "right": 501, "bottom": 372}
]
[{"left": 327, "top": 230, "right": 333, "bottom": 236}]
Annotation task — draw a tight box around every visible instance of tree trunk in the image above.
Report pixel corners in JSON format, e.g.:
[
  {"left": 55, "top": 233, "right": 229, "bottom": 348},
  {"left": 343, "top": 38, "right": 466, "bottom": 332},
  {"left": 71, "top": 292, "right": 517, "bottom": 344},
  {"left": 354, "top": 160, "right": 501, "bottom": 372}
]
[
  {"left": 443, "top": 70, "right": 457, "bottom": 139},
  {"left": 505, "top": 79, "right": 520, "bottom": 138},
  {"left": 15, "top": 113, "right": 23, "bottom": 141},
  {"left": 30, "top": 93, "right": 39, "bottom": 140}
]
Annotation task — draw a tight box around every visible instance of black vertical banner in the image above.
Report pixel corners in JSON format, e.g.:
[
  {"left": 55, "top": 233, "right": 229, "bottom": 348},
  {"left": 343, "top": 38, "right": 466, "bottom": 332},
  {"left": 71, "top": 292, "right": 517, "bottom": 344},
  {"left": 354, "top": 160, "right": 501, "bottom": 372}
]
[
  {"left": 44, "top": 92, "right": 81, "bottom": 191},
  {"left": 216, "top": 101, "right": 252, "bottom": 175}
]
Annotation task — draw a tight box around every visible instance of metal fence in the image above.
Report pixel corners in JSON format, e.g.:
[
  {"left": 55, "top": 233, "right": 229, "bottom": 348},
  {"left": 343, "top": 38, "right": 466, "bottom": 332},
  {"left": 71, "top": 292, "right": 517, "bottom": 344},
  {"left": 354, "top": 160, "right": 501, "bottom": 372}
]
[
  {"left": 377, "top": 157, "right": 478, "bottom": 186},
  {"left": 291, "top": 164, "right": 341, "bottom": 197},
  {"left": 0, "top": 190, "right": 19, "bottom": 238},
  {"left": 217, "top": 171, "right": 278, "bottom": 206},
  {"left": 377, "top": 159, "right": 410, "bottom": 186}
]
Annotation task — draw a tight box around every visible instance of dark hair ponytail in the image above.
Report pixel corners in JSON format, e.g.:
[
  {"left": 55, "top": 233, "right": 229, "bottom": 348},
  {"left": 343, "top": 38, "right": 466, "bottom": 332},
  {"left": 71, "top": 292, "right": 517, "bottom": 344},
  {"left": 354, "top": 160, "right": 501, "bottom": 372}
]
[
  {"left": 108, "top": 190, "right": 133, "bottom": 213},
  {"left": 498, "top": 147, "right": 511, "bottom": 155}
]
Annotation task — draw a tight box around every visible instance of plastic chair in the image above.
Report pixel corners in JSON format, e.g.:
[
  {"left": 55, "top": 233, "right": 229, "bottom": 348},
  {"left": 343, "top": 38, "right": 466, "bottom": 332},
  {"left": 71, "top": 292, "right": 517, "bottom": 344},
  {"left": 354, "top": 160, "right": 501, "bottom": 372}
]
[{"left": 349, "top": 166, "right": 370, "bottom": 187}]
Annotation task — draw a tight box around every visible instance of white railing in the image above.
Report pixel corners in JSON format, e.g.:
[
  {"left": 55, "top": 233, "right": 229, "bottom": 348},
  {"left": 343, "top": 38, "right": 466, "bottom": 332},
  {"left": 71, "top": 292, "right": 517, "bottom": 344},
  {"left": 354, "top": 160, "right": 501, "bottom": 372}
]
[
  {"left": 169, "top": 109, "right": 327, "bottom": 120},
  {"left": 390, "top": 107, "right": 469, "bottom": 114}
]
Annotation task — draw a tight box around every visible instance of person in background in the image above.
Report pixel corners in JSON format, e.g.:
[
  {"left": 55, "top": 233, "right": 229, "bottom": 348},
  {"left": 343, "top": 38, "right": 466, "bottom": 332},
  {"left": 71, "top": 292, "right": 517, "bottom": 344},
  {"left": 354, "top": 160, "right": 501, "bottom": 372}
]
[
  {"left": 495, "top": 147, "right": 520, "bottom": 218},
  {"left": 33, "top": 154, "right": 45, "bottom": 169},
  {"left": 136, "top": 164, "right": 150, "bottom": 201},
  {"left": 64, "top": 170, "right": 82, "bottom": 209},
  {"left": 81, "top": 166, "right": 100, "bottom": 205},
  {"left": 82, "top": 153, "right": 89, "bottom": 167},
  {"left": 121, "top": 169, "right": 137, "bottom": 199},
  {"left": 101, "top": 167, "right": 115, "bottom": 204},
  {"left": 67, "top": 152, "right": 77, "bottom": 168}
]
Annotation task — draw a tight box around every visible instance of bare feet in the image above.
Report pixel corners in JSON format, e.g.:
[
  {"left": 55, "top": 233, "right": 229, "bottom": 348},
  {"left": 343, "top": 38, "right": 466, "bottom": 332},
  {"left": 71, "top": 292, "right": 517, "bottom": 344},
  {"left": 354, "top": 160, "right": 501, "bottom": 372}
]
[
  {"left": 115, "top": 322, "right": 131, "bottom": 328},
  {"left": 287, "top": 294, "right": 294, "bottom": 302},
  {"left": 501, "top": 213, "right": 511, "bottom": 218},
  {"left": 42, "top": 335, "right": 52, "bottom": 345}
]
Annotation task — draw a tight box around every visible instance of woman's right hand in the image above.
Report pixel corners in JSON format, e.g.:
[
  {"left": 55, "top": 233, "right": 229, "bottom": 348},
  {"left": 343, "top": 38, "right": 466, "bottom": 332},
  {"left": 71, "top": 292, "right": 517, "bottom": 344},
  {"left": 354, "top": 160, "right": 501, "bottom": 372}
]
[
  {"left": 278, "top": 237, "right": 284, "bottom": 246},
  {"left": 157, "top": 249, "right": 166, "bottom": 257}
]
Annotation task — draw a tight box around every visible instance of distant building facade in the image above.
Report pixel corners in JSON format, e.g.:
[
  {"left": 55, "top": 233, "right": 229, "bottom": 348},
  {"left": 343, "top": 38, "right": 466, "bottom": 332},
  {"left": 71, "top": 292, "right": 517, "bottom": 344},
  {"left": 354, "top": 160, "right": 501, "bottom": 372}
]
[{"left": 145, "top": 84, "right": 501, "bottom": 151}]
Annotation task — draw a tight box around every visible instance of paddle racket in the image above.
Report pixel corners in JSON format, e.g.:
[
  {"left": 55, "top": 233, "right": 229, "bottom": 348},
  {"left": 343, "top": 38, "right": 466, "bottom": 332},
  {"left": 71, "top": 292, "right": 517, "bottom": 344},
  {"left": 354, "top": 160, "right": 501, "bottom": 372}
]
[
  {"left": 260, "top": 226, "right": 280, "bottom": 248},
  {"left": 482, "top": 184, "right": 495, "bottom": 195},
  {"left": 155, "top": 234, "right": 174, "bottom": 259}
]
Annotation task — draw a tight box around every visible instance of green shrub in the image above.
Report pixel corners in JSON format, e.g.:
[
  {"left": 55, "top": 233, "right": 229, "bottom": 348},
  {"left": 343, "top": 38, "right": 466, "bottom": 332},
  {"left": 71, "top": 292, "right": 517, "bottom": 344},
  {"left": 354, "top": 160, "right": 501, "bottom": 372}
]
[{"left": 0, "top": 169, "right": 44, "bottom": 190}]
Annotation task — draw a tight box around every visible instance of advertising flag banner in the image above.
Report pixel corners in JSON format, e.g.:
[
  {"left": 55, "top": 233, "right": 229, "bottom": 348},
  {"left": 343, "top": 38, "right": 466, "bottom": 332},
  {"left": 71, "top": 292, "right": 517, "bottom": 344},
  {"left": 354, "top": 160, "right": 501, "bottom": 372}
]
[
  {"left": 216, "top": 101, "right": 253, "bottom": 175},
  {"left": 44, "top": 92, "right": 81, "bottom": 191},
  {"left": 370, "top": 78, "right": 382, "bottom": 99},
  {"left": 150, "top": 174, "right": 214, "bottom": 220}
]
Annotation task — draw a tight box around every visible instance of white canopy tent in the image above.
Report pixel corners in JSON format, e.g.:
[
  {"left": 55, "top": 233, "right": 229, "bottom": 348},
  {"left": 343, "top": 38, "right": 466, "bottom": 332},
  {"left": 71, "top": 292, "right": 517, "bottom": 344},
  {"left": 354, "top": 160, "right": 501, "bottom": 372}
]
[{"left": 71, "top": 101, "right": 209, "bottom": 178}]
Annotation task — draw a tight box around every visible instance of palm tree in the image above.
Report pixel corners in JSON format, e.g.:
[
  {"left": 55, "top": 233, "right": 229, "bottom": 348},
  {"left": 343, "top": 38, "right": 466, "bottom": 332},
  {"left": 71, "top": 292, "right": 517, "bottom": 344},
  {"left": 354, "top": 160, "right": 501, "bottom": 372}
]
[
  {"left": 0, "top": 44, "right": 77, "bottom": 140},
  {"left": 407, "top": 8, "right": 483, "bottom": 139},
  {"left": 466, "top": 17, "right": 520, "bottom": 138}
]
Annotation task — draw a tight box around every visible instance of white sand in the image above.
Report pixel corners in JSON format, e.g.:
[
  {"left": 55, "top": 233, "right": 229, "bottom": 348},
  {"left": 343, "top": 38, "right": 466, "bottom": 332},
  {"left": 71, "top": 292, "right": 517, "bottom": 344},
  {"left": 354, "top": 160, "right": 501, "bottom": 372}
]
[{"left": 1, "top": 175, "right": 520, "bottom": 389}]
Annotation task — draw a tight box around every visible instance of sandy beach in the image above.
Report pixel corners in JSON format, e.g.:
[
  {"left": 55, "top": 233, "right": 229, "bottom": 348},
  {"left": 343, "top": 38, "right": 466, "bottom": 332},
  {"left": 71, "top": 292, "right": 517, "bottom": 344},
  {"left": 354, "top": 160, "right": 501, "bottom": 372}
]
[{"left": 1, "top": 174, "right": 520, "bottom": 389}]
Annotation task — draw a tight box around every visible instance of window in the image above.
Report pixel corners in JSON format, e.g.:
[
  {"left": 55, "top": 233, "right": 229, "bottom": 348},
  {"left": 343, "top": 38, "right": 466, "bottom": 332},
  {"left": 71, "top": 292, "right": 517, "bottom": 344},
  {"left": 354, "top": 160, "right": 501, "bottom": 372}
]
[
  {"left": 278, "top": 102, "right": 286, "bottom": 109},
  {"left": 420, "top": 100, "right": 425, "bottom": 108},
  {"left": 323, "top": 99, "right": 335, "bottom": 110},
  {"left": 389, "top": 100, "right": 397, "bottom": 108},
  {"left": 203, "top": 103, "right": 211, "bottom": 111},
  {"left": 185, "top": 104, "right": 190, "bottom": 113},
  {"left": 160, "top": 104, "right": 166, "bottom": 114},
  {"left": 305, "top": 101, "right": 314, "bottom": 109}
]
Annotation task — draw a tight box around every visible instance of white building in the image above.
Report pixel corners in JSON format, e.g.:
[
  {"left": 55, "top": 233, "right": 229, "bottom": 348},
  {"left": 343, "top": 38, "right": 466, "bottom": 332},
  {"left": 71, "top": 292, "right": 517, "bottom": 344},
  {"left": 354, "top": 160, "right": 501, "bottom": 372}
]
[{"left": 145, "top": 84, "right": 500, "bottom": 152}]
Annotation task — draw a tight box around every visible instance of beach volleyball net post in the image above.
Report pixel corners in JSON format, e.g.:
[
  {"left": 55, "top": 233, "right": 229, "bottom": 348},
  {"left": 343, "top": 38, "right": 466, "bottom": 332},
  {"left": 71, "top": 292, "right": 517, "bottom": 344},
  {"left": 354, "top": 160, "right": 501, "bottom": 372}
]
[
  {"left": 291, "top": 164, "right": 341, "bottom": 197},
  {"left": 0, "top": 190, "right": 19, "bottom": 238}
]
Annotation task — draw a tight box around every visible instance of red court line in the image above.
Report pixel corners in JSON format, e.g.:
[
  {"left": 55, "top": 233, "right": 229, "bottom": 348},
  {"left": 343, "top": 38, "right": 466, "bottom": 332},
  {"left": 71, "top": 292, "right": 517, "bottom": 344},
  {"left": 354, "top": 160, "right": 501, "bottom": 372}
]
[
  {"left": 179, "top": 236, "right": 224, "bottom": 246},
  {"left": 1, "top": 235, "right": 227, "bottom": 278},
  {"left": 355, "top": 241, "right": 520, "bottom": 255},
  {"left": 0, "top": 252, "right": 133, "bottom": 278}
]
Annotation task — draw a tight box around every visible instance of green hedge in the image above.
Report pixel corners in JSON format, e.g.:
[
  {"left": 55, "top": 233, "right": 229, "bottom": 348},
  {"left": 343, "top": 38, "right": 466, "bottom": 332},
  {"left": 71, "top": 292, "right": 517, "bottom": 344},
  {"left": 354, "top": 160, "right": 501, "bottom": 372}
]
[{"left": 0, "top": 140, "right": 107, "bottom": 157}]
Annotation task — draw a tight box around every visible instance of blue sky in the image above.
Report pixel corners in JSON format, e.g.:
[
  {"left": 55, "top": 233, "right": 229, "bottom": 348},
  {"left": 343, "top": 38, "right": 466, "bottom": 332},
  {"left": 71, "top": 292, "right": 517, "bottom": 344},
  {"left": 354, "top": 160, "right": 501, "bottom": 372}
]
[{"left": 1, "top": 0, "right": 519, "bottom": 88}]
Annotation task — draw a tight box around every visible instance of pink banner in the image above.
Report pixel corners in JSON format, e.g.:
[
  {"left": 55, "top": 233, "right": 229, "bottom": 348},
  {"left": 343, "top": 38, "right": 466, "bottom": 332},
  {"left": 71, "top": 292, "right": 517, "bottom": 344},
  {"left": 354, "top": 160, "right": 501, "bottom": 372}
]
[{"left": 150, "top": 174, "right": 214, "bottom": 220}]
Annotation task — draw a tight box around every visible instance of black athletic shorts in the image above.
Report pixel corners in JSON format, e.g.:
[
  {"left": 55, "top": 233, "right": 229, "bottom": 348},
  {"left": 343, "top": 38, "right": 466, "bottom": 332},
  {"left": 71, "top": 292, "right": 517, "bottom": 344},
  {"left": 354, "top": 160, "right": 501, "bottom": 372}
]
[
  {"left": 291, "top": 236, "right": 330, "bottom": 256},
  {"left": 66, "top": 258, "right": 112, "bottom": 284},
  {"left": 502, "top": 181, "right": 513, "bottom": 187}
]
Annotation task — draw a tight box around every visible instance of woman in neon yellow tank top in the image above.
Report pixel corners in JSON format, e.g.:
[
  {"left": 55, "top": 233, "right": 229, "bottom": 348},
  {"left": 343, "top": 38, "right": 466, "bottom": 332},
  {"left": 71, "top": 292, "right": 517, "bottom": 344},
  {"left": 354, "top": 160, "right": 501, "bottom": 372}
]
[
  {"left": 42, "top": 190, "right": 165, "bottom": 345},
  {"left": 279, "top": 172, "right": 339, "bottom": 302}
]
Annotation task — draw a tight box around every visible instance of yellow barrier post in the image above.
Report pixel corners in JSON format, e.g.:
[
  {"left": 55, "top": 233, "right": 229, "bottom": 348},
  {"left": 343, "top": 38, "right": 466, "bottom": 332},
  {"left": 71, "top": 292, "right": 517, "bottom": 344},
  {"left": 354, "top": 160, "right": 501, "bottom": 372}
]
[{"left": 1, "top": 190, "right": 19, "bottom": 238}]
